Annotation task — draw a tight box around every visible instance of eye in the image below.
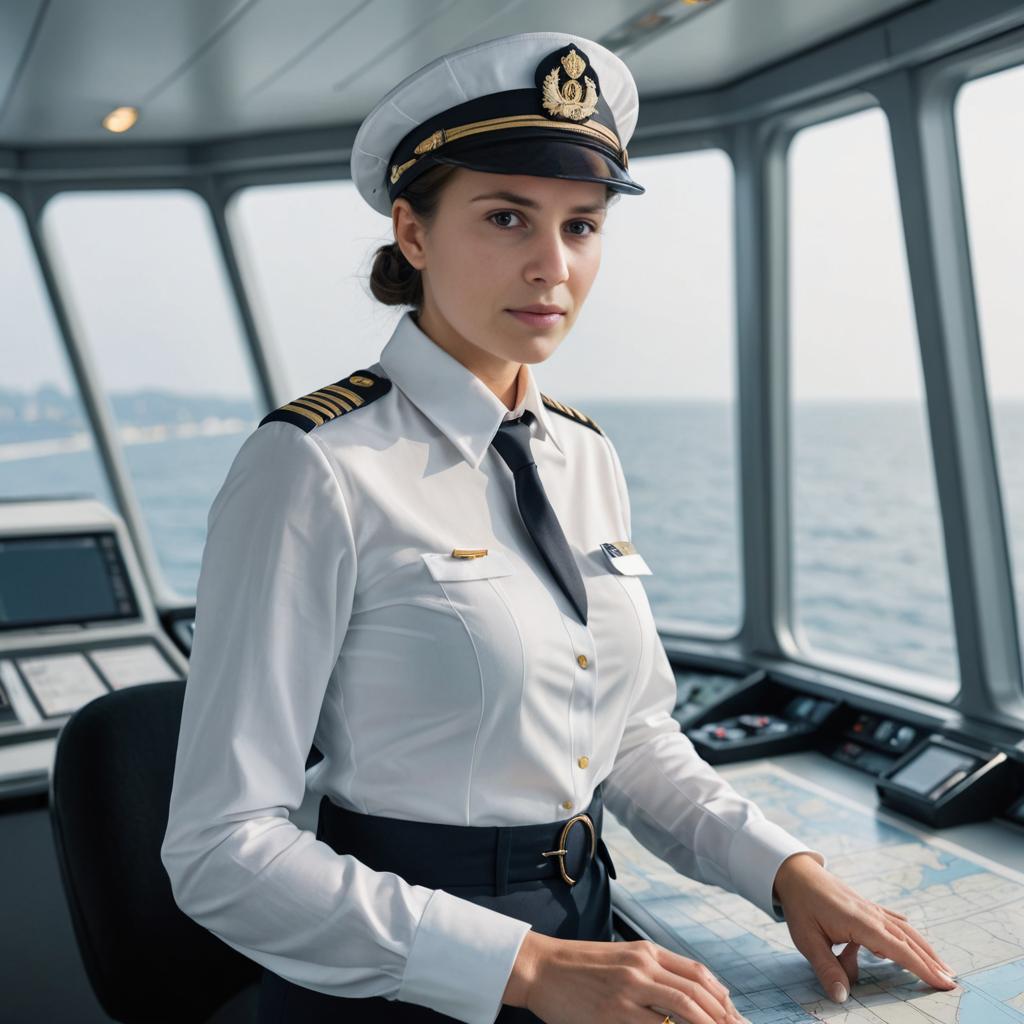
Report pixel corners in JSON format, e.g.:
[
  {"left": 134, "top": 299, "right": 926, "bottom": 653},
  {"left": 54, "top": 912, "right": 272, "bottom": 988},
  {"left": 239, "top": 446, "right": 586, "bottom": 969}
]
[
  {"left": 488, "top": 210, "right": 524, "bottom": 229},
  {"left": 487, "top": 211, "right": 601, "bottom": 236}
]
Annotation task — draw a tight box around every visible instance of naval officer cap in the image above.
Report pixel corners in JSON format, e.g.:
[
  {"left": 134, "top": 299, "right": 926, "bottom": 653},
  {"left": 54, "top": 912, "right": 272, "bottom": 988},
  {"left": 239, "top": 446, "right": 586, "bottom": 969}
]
[{"left": 351, "top": 31, "right": 645, "bottom": 217}]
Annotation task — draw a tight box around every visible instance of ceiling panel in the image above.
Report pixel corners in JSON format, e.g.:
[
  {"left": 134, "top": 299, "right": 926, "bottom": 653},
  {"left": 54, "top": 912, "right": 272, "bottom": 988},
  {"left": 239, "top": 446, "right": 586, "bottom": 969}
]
[
  {"left": 0, "top": 0, "right": 44, "bottom": 115},
  {"left": 630, "top": 0, "right": 925, "bottom": 95},
  {"left": 0, "top": 0, "right": 929, "bottom": 148}
]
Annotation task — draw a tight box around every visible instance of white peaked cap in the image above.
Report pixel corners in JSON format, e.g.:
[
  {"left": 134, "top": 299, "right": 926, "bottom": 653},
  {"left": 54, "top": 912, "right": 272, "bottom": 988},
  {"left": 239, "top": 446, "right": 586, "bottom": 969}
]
[{"left": 350, "top": 30, "right": 645, "bottom": 217}]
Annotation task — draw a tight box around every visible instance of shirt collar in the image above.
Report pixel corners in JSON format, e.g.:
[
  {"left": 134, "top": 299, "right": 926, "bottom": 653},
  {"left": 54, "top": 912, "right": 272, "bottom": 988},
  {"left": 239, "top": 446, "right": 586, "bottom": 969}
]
[{"left": 379, "top": 310, "right": 564, "bottom": 469}]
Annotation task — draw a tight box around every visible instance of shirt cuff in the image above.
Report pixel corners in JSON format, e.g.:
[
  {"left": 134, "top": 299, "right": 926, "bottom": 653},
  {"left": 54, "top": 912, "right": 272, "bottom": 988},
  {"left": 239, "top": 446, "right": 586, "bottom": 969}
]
[
  {"left": 397, "top": 887, "right": 534, "bottom": 1024},
  {"left": 727, "top": 816, "right": 827, "bottom": 921}
]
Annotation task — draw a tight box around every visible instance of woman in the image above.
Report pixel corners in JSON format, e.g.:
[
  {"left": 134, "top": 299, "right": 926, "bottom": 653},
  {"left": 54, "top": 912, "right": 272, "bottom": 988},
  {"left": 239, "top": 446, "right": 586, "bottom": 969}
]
[{"left": 161, "top": 30, "right": 958, "bottom": 1024}]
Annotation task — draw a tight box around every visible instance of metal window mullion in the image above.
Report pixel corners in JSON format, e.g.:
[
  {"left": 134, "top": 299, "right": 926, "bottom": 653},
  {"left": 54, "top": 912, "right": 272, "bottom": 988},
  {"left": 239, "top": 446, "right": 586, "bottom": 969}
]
[
  {"left": 191, "top": 172, "right": 293, "bottom": 413},
  {"left": 873, "top": 68, "right": 1024, "bottom": 726},
  {"left": 731, "top": 120, "right": 789, "bottom": 658}
]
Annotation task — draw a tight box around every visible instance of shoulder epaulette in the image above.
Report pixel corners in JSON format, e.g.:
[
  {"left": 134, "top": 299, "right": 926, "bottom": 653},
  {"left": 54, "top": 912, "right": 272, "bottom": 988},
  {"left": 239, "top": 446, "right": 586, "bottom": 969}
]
[
  {"left": 259, "top": 370, "right": 391, "bottom": 433},
  {"left": 540, "top": 393, "right": 603, "bottom": 435}
]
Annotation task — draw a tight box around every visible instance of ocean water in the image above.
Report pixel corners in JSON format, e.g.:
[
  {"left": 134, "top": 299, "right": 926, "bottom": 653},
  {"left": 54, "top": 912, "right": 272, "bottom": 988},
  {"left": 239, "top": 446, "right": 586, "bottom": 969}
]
[
  {"left": 3, "top": 397, "right": 1020, "bottom": 687},
  {"left": 591, "top": 400, "right": 965, "bottom": 685}
]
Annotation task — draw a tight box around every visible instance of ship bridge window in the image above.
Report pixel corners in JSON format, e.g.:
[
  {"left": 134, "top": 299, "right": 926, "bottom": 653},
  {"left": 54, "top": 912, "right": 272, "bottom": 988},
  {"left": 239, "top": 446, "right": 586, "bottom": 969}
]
[
  {"left": 787, "top": 107, "right": 959, "bottom": 698},
  {"left": 40, "top": 189, "right": 263, "bottom": 599},
  {"left": 955, "top": 62, "right": 1024, "bottom": 682},
  {"left": 228, "top": 180, "right": 396, "bottom": 397},
  {"left": 560, "top": 149, "right": 740, "bottom": 638},
  {"left": 0, "top": 194, "right": 112, "bottom": 507}
]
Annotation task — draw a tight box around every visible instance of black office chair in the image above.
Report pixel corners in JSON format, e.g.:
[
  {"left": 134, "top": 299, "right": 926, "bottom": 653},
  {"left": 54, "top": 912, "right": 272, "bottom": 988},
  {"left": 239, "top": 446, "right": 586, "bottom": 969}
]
[{"left": 49, "top": 679, "right": 261, "bottom": 1023}]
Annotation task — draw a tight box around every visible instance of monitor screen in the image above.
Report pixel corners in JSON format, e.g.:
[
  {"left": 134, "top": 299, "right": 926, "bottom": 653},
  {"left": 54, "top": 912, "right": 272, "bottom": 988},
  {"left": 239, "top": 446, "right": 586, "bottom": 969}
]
[
  {"left": 889, "top": 744, "right": 980, "bottom": 797},
  {"left": 0, "top": 532, "right": 139, "bottom": 630}
]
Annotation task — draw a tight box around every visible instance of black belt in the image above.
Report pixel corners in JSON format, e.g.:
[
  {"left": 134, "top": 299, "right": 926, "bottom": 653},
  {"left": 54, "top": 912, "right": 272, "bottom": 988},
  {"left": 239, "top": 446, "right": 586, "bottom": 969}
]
[{"left": 316, "top": 782, "right": 617, "bottom": 896}]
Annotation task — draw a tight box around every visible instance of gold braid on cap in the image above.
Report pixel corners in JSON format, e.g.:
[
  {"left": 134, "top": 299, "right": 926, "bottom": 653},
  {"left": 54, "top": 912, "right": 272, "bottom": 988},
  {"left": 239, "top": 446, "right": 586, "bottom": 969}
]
[
  {"left": 390, "top": 116, "right": 624, "bottom": 185},
  {"left": 389, "top": 47, "right": 627, "bottom": 186}
]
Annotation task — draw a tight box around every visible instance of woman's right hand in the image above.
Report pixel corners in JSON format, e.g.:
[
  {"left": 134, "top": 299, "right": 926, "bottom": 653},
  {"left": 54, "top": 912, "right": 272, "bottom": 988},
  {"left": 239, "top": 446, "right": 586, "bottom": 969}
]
[{"left": 503, "top": 931, "right": 747, "bottom": 1024}]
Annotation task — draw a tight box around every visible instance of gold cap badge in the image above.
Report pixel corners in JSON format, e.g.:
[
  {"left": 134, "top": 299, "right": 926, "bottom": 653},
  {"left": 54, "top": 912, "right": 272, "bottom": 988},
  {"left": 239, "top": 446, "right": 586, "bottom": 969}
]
[{"left": 538, "top": 45, "right": 599, "bottom": 123}]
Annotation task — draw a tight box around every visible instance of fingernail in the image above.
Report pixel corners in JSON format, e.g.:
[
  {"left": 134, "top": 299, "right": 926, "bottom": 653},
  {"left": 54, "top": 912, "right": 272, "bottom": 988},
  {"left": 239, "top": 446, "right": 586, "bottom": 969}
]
[
  {"left": 940, "top": 972, "right": 957, "bottom": 986},
  {"left": 830, "top": 982, "right": 849, "bottom": 1003}
]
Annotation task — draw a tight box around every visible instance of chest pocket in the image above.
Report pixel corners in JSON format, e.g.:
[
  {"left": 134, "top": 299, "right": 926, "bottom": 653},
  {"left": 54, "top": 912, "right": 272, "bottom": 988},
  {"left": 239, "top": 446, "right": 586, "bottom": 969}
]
[
  {"left": 420, "top": 550, "right": 515, "bottom": 582},
  {"left": 417, "top": 550, "right": 522, "bottom": 686}
]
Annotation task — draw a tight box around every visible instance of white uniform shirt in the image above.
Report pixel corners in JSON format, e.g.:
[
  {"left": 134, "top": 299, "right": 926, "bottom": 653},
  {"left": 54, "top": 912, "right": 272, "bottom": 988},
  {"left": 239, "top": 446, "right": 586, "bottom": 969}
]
[{"left": 161, "top": 309, "right": 826, "bottom": 1024}]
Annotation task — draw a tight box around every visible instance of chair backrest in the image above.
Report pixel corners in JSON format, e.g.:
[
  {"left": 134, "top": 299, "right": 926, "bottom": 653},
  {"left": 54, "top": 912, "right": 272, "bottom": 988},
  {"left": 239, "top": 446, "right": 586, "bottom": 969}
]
[{"left": 49, "top": 679, "right": 260, "bottom": 1023}]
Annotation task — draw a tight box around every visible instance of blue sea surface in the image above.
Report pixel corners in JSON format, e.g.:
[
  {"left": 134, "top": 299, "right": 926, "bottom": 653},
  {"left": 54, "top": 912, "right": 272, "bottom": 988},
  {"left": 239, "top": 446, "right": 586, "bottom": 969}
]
[{"left": 4, "top": 396, "right": 1023, "bottom": 686}]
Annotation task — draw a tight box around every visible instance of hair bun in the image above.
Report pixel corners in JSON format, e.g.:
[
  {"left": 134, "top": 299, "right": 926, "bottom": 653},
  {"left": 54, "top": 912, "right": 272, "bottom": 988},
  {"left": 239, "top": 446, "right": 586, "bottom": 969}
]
[{"left": 369, "top": 240, "right": 420, "bottom": 307}]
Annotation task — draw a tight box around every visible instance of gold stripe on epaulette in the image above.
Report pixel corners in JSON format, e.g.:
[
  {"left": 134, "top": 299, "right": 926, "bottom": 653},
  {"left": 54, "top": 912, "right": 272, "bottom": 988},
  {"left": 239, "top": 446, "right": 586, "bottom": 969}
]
[
  {"left": 322, "top": 384, "right": 365, "bottom": 406},
  {"left": 541, "top": 392, "right": 603, "bottom": 435},
  {"left": 311, "top": 387, "right": 351, "bottom": 410},
  {"left": 308, "top": 391, "right": 349, "bottom": 415},
  {"left": 293, "top": 396, "right": 337, "bottom": 419},
  {"left": 280, "top": 402, "right": 325, "bottom": 426},
  {"left": 259, "top": 369, "right": 392, "bottom": 433}
]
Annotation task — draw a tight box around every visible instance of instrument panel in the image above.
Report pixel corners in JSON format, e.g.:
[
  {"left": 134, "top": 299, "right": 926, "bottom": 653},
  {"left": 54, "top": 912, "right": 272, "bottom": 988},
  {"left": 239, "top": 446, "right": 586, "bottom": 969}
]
[{"left": 0, "top": 498, "right": 188, "bottom": 799}]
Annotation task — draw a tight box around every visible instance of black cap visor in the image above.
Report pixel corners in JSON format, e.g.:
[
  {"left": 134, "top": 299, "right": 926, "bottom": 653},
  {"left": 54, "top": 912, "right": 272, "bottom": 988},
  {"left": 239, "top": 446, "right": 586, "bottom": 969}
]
[{"left": 421, "top": 135, "right": 645, "bottom": 197}]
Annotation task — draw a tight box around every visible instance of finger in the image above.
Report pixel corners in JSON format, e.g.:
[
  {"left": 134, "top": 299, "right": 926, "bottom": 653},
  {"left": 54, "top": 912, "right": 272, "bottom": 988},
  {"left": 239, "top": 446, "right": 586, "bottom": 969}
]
[
  {"left": 649, "top": 1008, "right": 720, "bottom": 1024},
  {"left": 649, "top": 1011, "right": 748, "bottom": 1024},
  {"left": 799, "top": 928, "right": 858, "bottom": 1003},
  {"left": 659, "top": 950, "right": 733, "bottom": 1008},
  {"left": 860, "top": 921, "right": 957, "bottom": 990},
  {"left": 882, "top": 906, "right": 909, "bottom": 922},
  {"left": 891, "top": 919, "right": 955, "bottom": 977},
  {"left": 837, "top": 941, "right": 860, "bottom": 987},
  {"left": 649, "top": 973, "right": 736, "bottom": 1024},
  {"left": 647, "top": 989, "right": 718, "bottom": 1024}
]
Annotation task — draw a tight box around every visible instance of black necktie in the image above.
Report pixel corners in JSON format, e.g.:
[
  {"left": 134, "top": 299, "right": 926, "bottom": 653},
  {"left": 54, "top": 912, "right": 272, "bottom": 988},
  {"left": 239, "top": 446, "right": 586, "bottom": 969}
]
[{"left": 490, "top": 410, "right": 588, "bottom": 625}]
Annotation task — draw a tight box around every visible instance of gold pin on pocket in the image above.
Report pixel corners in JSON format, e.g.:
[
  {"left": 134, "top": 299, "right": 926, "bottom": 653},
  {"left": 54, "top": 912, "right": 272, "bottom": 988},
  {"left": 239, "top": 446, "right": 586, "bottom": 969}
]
[{"left": 451, "top": 548, "right": 488, "bottom": 559}]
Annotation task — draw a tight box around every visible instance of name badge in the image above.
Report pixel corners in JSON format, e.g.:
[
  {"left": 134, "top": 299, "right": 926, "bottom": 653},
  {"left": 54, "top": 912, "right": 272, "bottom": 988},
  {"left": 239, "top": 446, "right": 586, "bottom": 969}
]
[{"left": 600, "top": 540, "right": 652, "bottom": 576}]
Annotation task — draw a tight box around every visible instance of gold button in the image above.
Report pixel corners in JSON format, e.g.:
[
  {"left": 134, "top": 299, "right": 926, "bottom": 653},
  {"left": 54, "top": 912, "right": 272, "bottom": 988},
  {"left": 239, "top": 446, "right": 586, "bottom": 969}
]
[
  {"left": 577, "top": 654, "right": 589, "bottom": 669},
  {"left": 578, "top": 755, "right": 589, "bottom": 769},
  {"left": 562, "top": 799, "right": 574, "bottom": 810}
]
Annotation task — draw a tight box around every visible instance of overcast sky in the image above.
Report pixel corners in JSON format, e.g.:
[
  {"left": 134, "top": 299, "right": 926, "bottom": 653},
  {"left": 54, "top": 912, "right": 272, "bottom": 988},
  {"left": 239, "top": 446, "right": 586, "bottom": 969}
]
[{"left": 2, "top": 64, "right": 1021, "bottom": 404}]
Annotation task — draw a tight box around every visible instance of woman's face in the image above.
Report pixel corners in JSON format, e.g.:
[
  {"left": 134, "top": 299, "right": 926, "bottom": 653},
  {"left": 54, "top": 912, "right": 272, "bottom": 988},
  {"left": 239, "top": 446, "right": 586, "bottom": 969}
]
[{"left": 393, "top": 167, "right": 607, "bottom": 371}]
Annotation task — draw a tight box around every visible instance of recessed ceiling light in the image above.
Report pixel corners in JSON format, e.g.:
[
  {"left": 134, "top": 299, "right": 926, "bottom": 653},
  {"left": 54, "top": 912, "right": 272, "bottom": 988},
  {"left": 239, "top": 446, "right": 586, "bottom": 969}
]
[{"left": 102, "top": 106, "right": 139, "bottom": 133}]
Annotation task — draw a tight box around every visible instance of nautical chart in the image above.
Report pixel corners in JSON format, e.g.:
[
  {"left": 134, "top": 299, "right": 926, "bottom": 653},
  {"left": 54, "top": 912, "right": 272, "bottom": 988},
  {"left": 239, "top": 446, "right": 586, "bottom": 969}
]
[{"left": 602, "top": 762, "right": 1024, "bottom": 1022}]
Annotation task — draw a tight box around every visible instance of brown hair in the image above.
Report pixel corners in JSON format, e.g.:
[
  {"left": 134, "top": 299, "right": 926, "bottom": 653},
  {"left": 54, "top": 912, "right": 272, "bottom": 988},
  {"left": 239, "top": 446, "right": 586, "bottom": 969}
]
[{"left": 368, "top": 163, "right": 620, "bottom": 311}]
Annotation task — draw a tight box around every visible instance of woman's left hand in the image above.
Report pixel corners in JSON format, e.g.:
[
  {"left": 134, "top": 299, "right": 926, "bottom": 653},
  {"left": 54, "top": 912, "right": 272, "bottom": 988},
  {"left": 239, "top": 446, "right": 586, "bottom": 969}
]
[{"left": 772, "top": 852, "right": 959, "bottom": 1005}]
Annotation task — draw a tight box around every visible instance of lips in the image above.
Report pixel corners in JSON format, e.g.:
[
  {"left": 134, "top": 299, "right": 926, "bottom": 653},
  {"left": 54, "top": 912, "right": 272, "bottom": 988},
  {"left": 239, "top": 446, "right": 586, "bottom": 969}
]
[
  {"left": 505, "top": 308, "right": 565, "bottom": 329},
  {"left": 507, "top": 305, "right": 565, "bottom": 314}
]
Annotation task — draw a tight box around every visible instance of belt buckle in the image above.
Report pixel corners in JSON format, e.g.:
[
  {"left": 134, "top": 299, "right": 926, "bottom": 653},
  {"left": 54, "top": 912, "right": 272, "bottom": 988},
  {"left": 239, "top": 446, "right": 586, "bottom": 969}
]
[{"left": 541, "top": 812, "right": 596, "bottom": 886}]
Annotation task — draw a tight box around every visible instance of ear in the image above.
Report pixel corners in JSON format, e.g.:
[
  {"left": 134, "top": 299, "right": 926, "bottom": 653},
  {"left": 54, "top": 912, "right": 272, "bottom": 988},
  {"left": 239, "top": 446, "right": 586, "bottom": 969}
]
[{"left": 392, "top": 198, "right": 426, "bottom": 270}]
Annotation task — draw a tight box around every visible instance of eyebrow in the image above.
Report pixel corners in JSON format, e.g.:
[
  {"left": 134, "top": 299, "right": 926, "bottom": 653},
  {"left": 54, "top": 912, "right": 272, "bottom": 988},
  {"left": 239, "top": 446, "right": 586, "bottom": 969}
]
[{"left": 469, "top": 190, "right": 607, "bottom": 214}]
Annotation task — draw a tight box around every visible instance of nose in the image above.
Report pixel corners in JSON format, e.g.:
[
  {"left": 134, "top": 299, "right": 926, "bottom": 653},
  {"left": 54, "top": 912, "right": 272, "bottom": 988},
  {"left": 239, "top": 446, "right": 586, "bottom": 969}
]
[{"left": 523, "top": 223, "right": 570, "bottom": 286}]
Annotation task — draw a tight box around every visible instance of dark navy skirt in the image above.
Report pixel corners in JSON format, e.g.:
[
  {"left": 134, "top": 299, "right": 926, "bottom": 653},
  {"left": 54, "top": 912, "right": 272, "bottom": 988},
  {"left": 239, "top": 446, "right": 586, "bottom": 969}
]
[{"left": 256, "top": 784, "right": 617, "bottom": 1023}]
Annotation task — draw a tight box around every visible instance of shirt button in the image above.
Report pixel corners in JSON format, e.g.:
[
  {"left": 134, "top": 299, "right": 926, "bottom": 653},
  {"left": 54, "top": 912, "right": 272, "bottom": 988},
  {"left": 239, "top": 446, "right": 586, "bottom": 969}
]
[
  {"left": 577, "top": 654, "right": 589, "bottom": 669},
  {"left": 578, "top": 755, "right": 589, "bottom": 769},
  {"left": 562, "top": 799, "right": 574, "bottom": 810}
]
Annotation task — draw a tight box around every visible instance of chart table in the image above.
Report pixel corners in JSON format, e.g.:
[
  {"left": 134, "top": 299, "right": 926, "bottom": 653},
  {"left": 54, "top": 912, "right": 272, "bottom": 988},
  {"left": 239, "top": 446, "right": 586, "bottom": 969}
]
[{"left": 603, "top": 763, "right": 1024, "bottom": 1022}]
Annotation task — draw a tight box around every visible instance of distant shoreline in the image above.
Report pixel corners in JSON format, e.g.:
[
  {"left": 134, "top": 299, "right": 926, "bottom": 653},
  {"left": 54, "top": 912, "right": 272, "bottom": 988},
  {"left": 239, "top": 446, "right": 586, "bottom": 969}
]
[{"left": 0, "top": 417, "right": 251, "bottom": 462}]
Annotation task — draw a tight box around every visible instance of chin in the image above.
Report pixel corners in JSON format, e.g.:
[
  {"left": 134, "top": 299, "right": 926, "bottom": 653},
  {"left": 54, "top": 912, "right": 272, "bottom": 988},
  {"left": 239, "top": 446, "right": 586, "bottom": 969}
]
[{"left": 519, "top": 337, "right": 564, "bottom": 363}]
